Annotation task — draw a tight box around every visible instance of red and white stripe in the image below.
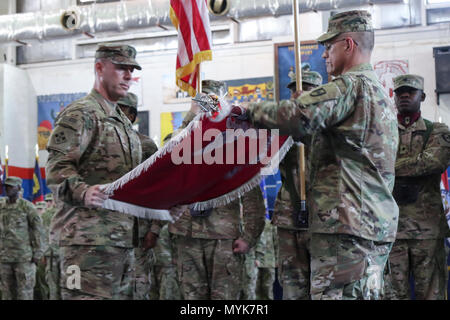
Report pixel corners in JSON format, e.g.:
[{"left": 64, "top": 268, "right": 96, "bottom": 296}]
[{"left": 170, "top": 0, "right": 212, "bottom": 97}]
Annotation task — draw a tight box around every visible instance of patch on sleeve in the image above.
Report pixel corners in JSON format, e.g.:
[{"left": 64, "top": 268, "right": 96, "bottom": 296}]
[
  {"left": 298, "top": 81, "right": 344, "bottom": 106},
  {"left": 439, "top": 133, "right": 450, "bottom": 147},
  {"left": 47, "top": 125, "right": 78, "bottom": 154}
]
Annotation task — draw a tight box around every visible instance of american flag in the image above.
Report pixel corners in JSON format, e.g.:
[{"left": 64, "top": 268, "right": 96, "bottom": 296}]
[{"left": 170, "top": 0, "right": 212, "bottom": 97}]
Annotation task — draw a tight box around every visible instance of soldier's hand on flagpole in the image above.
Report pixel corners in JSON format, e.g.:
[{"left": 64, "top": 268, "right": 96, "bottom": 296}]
[{"left": 84, "top": 185, "right": 109, "bottom": 208}]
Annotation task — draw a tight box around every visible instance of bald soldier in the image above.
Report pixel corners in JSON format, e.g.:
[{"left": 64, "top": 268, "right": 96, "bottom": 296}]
[
  {"left": 275, "top": 67, "right": 323, "bottom": 300},
  {"left": 46, "top": 43, "right": 144, "bottom": 300},
  {"left": 383, "top": 74, "right": 450, "bottom": 300},
  {"left": 234, "top": 10, "right": 399, "bottom": 299},
  {"left": 117, "top": 92, "right": 159, "bottom": 300},
  {"left": 0, "top": 177, "right": 45, "bottom": 300}
]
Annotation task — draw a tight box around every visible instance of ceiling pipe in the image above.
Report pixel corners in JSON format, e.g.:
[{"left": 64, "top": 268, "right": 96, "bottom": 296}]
[{"left": 0, "top": 0, "right": 402, "bottom": 44}]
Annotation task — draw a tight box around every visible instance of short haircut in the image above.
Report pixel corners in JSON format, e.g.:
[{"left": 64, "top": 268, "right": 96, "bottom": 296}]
[{"left": 342, "top": 31, "right": 374, "bottom": 54}]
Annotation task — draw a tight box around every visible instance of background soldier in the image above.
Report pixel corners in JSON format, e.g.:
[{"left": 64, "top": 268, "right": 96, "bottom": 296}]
[
  {"left": 241, "top": 10, "right": 399, "bottom": 299},
  {"left": 46, "top": 44, "right": 143, "bottom": 300},
  {"left": 41, "top": 193, "right": 60, "bottom": 300},
  {"left": 384, "top": 74, "right": 450, "bottom": 300},
  {"left": 0, "top": 177, "right": 45, "bottom": 300},
  {"left": 275, "top": 68, "right": 322, "bottom": 300},
  {"left": 117, "top": 92, "right": 159, "bottom": 300}
]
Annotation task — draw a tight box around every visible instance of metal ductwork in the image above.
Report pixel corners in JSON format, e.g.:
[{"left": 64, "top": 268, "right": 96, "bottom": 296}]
[{"left": 0, "top": 0, "right": 403, "bottom": 44}]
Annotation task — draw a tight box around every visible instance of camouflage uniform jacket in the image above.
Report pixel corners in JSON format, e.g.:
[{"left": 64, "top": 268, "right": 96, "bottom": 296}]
[
  {"left": 248, "top": 63, "right": 399, "bottom": 242},
  {"left": 168, "top": 187, "right": 266, "bottom": 248},
  {"left": 395, "top": 117, "right": 450, "bottom": 239},
  {"left": 138, "top": 132, "right": 158, "bottom": 161},
  {"left": 41, "top": 207, "right": 58, "bottom": 257},
  {"left": 0, "top": 197, "right": 45, "bottom": 263},
  {"left": 46, "top": 89, "right": 142, "bottom": 248}
]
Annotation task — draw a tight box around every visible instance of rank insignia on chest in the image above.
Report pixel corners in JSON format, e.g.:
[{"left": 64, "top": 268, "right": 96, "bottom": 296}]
[{"left": 404, "top": 117, "right": 410, "bottom": 125}]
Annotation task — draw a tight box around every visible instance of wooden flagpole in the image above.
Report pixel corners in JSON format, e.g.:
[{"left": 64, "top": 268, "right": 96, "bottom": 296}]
[{"left": 292, "top": 0, "right": 307, "bottom": 213}]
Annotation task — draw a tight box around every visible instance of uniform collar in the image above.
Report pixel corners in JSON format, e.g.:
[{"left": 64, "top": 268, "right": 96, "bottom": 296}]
[
  {"left": 398, "top": 115, "right": 426, "bottom": 131},
  {"left": 346, "top": 63, "right": 373, "bottom": 73},
  {"left": 90, "top": 89, "right": 119, "bottom": 117}
]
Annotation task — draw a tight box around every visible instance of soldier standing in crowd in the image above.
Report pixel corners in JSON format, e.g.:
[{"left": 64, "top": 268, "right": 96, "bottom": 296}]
[
  {"left": 240, "top": 10, "right": 399, "bottom": 299},
  {"left": 34, "top": 201, "right": 49, "bottom": 299},
  {"left": 46, "top": 44, "right": 143, "bottom": 300},
  {"left": 41, "top": 193, "right": 60, "bottom": 300},
  {"left": 117, "top": 92, "right": 159, "bottom": 300},
  {"left": 274, "top": 68, "right": 322, "bottom": 300},
  {"left": 0, "top": 177, "right": 45, "bottom": 300},
  {"left": 384, "top": 74, "right": 450, "bottom": 300}
]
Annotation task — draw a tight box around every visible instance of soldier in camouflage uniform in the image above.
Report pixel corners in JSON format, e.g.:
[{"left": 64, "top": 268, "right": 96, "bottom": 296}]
[
  {"left": 41, "top": 193, "right": 61, "bottom": 300},
  {"left": 117, "top": 92, "right": 159, "bottom": 300},
  {"left": 383, "top": 74, "right": 450, "bottom": 300},
  {"left": 240, "top": 10, "right": 399, "bottom": 299},
  {"left": 0, "top": 177, "right": 45, "bottom": 300},
  {"left": 151, "top": 80, "right": 266, "bottom": 300},
  {"left": 46, "top": 44, "right": 144, "bottom": 300},
  {"left": 149, "top": 224, "right": 183, "bottom": 300},
  {"left": 34, "top": 201, "right": 49, "bottom": 299},
  {"left": 274, "top": 68, "right": 323, "bottom": 300}
]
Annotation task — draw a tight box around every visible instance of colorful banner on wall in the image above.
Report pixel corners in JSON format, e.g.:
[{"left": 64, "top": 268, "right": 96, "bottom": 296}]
[
  {"left": 225, "top": 77, "right": 274, "bottom": 105},
  {"left": 160, "top": 111, "right": 189, "bottom": 146},
  {"left": 36, "top": 93, "right": 87, "bottom": 195},
  {"left": 275, "top": 41, "right": 328, "bottom": 101}
]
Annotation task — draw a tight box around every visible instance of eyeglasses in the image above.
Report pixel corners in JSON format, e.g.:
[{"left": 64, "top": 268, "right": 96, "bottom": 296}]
[{"left": 323, "top": 38, "right": 358, "bottom": 51}]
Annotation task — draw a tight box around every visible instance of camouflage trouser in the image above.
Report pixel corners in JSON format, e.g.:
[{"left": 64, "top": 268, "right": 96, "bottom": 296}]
[
  {"left": 134, "top": 246, "right": 153, "bottom": 300},
  {"left": 0, "top": 262, "right": 36, "bottom": 300},
  {"left": 241, "top": 247, "right": 257, "bottom": 300},
  {"left": 310, "top": 233, "right": 392, "bottom": 300},
  {"left": 45, "top": 251, "right": 61, "bottom": 300},
  {"left": 255, "top": 268, "right": 275, "bottom": 300},
  {"left": 383, "top": 238, "right": 447, "bottom": 300},
  {"left": 277, "top": 228, "right": 310, "bottom": 300},
  {"left": 150, "top": 265, "right": 183, "bottom": 300},
  {"left": 173, "top": 235, "right": 244, "bottom": 300},
  {"left": 59, "top": 245, "right": 135, "bottom": 300}
]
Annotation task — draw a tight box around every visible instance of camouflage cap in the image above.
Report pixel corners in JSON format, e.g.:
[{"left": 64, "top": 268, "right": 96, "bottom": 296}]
[
  {"left": 4, "top": 176, "right": 22, "bottom": 187},
  {"left": 95, "top": 43, "right": 141, "bottom": 70},
  {"left": 117, "top": 92, "right": 138, "bottom": 110},
  {"left": 393, "top": 74, "right": 424, "bottom": 91},
  {"left": 202, "top": 80, "right": 227, "bottom": 96},
  {"left": 317, "top": 10, "right": 373, "bottom": 43},
  {"left": 44, "top": 193, "right": 54, "bottom": 201},
  {"left": 286, "top": 70, "right": 323, "bottom": 90}
]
